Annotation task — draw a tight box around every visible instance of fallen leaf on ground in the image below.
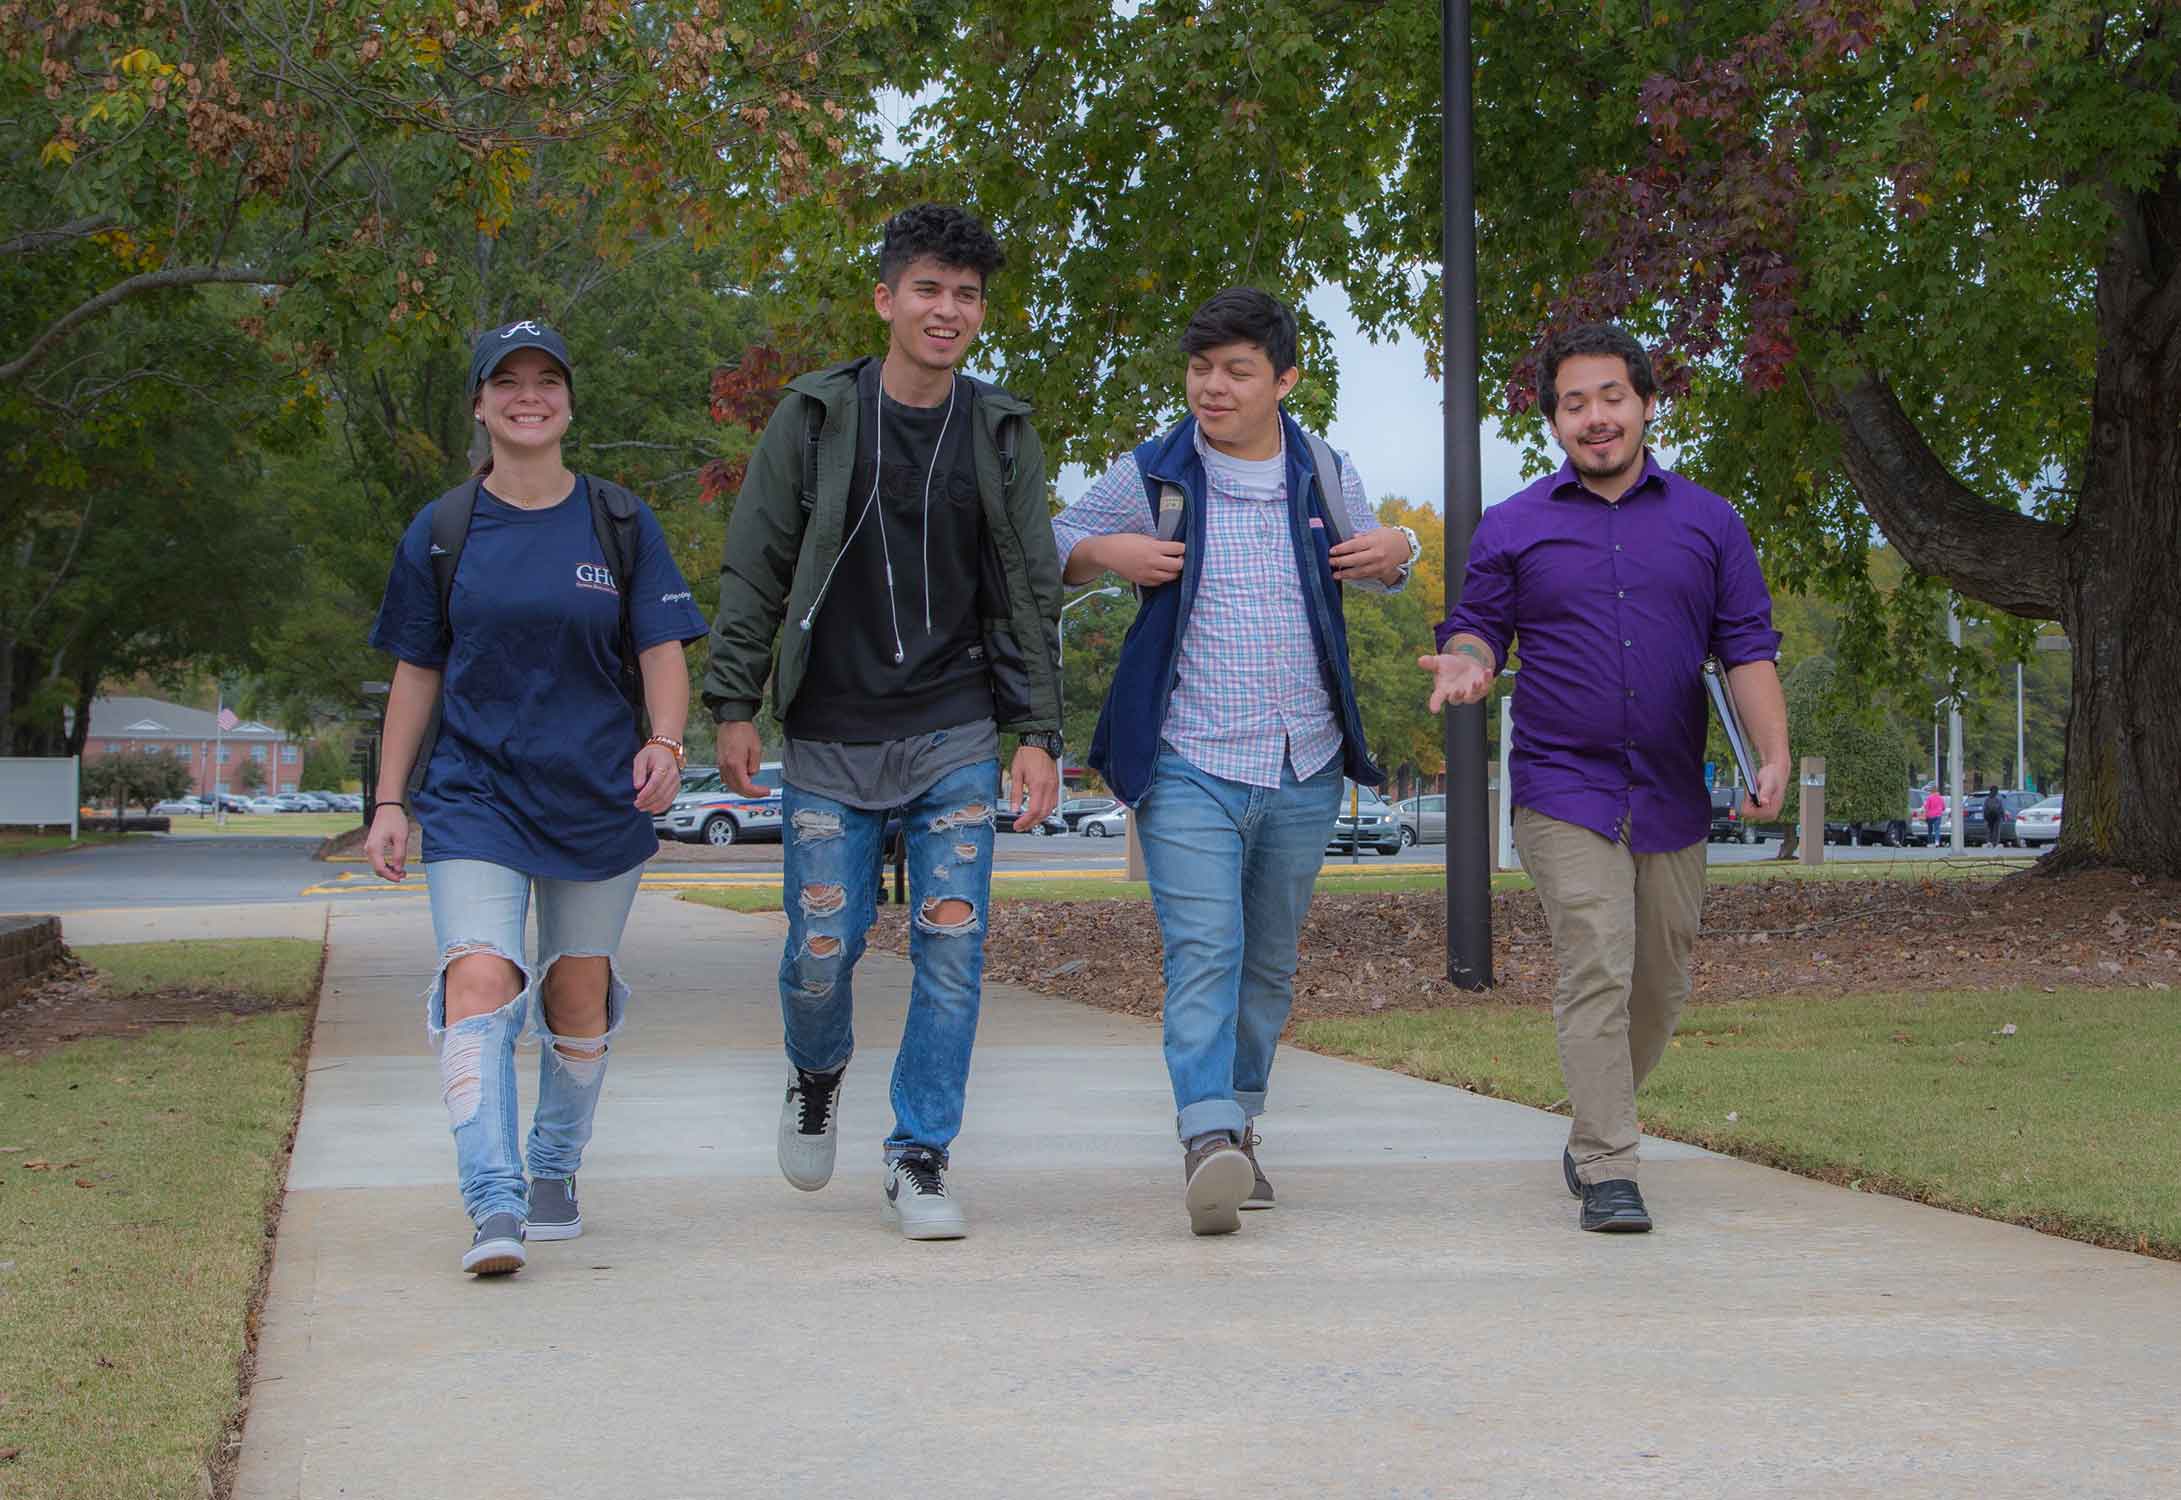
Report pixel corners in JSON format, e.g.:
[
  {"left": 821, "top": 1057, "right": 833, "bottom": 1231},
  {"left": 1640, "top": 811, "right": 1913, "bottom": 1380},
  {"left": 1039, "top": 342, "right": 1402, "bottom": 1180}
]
[{"left": 1997, "top": 1023, "right": 2018, "bottom": 1036}]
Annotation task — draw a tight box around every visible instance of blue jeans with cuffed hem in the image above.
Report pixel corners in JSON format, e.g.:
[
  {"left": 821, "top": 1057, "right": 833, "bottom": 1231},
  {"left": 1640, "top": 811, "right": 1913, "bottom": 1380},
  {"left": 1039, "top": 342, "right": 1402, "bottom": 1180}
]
[
  {"left": 1135, "top": 748, "right": 1345, "bottom": 1143},
  {"left": 778, "top": 758, "right": 999, "bottom": 1163},
  {"left": 423, "top": 859, "right": 642, "bottom": 1224}
]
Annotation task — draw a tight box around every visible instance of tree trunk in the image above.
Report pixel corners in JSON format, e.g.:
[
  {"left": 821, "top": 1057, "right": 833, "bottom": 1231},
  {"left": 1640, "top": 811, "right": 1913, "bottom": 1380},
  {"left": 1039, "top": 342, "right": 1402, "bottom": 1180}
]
[
  {"left": 2043, "top": 195, "right": 2181, "bottom": 876},
  {"left": 1818, "top": 162, "right": 2181, "bottom": 878}
]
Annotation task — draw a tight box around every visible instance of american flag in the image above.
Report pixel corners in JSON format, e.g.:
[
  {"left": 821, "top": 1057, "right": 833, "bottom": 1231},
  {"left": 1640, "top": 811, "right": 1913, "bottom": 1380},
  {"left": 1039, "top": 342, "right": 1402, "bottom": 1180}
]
[{"left": 217, "top": 707, "right": 238, "bottom": 732}]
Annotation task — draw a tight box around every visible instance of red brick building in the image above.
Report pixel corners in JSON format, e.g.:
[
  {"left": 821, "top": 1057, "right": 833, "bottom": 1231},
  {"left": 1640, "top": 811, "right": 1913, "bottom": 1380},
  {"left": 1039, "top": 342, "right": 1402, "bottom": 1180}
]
[{"left": 79, "top": 696, "right": 298, "bottom": 797}]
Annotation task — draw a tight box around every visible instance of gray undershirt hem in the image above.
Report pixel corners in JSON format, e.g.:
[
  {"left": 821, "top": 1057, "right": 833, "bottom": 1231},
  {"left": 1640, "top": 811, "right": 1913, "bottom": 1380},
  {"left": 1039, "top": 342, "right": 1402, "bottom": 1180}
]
[{"left": 782, "top": 718, "right": 1000, "bottom": 811}]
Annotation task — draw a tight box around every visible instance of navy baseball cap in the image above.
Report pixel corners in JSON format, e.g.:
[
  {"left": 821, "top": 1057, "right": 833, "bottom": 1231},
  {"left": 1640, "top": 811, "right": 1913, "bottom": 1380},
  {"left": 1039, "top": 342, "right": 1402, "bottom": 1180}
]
[{"left": 469, "top": 319, "right": 573, "bottom": 396}]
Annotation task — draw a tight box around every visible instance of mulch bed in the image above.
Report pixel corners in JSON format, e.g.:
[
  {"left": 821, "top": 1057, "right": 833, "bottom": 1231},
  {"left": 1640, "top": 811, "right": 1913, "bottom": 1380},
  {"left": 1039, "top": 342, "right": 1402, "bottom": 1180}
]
[
  {"left": 872, "top": 868, "right": 2181, "bottom": 1024},
  {"left": 0, "top": 954, "right": 310, "bottom": 1061}
]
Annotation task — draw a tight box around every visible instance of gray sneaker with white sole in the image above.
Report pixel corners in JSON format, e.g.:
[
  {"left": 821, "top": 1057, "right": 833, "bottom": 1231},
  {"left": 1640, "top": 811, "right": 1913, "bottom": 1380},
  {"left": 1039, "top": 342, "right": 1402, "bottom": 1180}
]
[
  {"left": 1239, "top": 1128, "right": 1274, "bottom": 1211},
  {"left": 462, "top": 1212, "right": 526, "bottom": 1276},
  {"left": 881, "top": 1152, "right": 967, "bottom": 1240},
  {"left": 777, "top": 1064, "right": 845, "bottom": 1192},
  {"left": 1182, "top": 1135, "right": 1253, "bottom": 1236},
  {"left": 527, "top": 1176, "right": 582, "bottom": 1240}
]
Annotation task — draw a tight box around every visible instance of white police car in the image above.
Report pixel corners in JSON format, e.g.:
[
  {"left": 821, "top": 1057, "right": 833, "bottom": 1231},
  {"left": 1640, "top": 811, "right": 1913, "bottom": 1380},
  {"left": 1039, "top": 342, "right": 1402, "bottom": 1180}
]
[{"left": 655, "top": 762, "right": 785, "bottom": 846}]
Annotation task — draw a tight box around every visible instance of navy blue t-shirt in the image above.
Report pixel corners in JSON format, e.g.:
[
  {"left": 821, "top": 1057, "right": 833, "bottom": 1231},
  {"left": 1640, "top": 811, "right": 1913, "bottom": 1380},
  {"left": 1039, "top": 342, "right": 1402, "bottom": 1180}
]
[{"left": 370, "top": 477, "right": 708, "bottom": 880}]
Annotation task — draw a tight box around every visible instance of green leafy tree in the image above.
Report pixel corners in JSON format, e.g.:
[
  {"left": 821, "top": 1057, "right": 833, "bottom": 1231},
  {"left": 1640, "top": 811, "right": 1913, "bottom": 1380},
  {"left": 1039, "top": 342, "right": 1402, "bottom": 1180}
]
[
  {"left": 235, "top": 757, "right": 264, "bottom": 793},
  {"left": 1781, "top": 657, "right": 1913, "bottom": 832},
  {"left": 300, "top": 738, "right": 351, "bottom": 793},
  {"left": 782, "top": 0, "right": 2177, "bottom": 875},
  {"left": 82, "top": 750, "right": 191, "bottom": 813}
]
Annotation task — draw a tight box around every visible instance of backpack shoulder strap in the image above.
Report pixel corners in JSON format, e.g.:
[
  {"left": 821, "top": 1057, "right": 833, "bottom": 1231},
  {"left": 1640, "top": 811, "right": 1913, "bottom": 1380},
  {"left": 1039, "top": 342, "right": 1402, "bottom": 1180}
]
[
  {"left": 428, "top": 478, "right": 482, "bottom": 632},
  {"left": 800, "top": 392, "right": 826, "bottom": 509},
  {"left": 1153, "top": 480, "right": 1186, "bottom": 541},
  {"left": 1303, "top": 432, "right": 1354, "bottom": 546}
]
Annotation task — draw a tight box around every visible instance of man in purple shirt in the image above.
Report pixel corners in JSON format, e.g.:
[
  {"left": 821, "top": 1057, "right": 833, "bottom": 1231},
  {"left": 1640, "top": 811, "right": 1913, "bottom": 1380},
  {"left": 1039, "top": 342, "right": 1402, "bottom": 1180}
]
[{"left": 1421, "top": 323, "right": 1789, "bottom": 1234}]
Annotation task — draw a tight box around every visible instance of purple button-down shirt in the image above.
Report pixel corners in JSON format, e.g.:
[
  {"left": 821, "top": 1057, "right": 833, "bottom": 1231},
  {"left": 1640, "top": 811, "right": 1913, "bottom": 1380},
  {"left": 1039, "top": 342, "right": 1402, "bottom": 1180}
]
[{"left": 1438, "top": 454, "right": 1780, "bottom": 853}]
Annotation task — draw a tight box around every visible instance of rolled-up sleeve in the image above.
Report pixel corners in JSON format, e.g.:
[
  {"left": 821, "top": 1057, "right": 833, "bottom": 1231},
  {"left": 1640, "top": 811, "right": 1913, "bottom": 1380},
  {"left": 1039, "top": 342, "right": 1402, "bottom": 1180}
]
[
  {"left": 1436, "top": 506, "right": 1514, "bottom": 669},
  {"left": 1051, "top": 455, "right": 1154, "bottom": 568},
  {"left": 1708, "top": 509, "right": 1782, "bottom": 667}
]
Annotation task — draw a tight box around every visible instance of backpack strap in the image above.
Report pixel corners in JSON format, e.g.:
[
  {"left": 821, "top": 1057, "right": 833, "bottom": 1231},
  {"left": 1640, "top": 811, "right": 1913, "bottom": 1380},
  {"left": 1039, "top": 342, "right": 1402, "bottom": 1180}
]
[
  {"left": 1153, "top": 480, "right": 1186, "bottom": 542},
  {"left": 585, "top": 477, "right": 647, "bottom": 721},
  {"left": 428, "top": 477, "right": 483, "bottom": 639},
  {"left": 1303, "top": 432, "right": 1353, "bottom": 546},
  {"left": 800, "top": 392, "right": 825, "bottom": 511}
]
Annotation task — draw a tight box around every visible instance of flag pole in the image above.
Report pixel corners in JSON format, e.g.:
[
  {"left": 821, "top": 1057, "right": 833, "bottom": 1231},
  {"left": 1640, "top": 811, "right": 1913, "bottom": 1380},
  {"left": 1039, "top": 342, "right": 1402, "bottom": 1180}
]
[{"left": 213, "top": 689, "right": 227, "bottom": 828}]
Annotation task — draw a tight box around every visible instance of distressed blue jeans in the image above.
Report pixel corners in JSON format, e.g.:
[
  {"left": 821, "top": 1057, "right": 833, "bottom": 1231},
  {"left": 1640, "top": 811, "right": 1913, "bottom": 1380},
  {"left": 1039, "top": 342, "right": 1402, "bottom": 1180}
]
[
  {"left": 1135, "top": 749, "right": 1345, "bottom": 1142},
  {"left": 778, "top": 758, "right": 999, "bottom": 1162},
  {"left": 423, "top": 859, "right": 642, "bottom": 1224}
]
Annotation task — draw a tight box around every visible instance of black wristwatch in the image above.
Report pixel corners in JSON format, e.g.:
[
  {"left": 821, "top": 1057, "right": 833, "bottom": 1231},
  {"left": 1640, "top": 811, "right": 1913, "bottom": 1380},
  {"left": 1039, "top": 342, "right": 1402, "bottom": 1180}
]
[{"left": 1017, "top": 731, "right": 1063, "bottom": 757}]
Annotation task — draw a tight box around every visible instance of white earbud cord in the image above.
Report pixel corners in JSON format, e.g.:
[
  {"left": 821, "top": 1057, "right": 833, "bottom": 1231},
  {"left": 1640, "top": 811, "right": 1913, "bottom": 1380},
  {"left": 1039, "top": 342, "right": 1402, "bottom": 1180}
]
[{"left": 798, "top": 375, "right": 957, "bottom": 666}]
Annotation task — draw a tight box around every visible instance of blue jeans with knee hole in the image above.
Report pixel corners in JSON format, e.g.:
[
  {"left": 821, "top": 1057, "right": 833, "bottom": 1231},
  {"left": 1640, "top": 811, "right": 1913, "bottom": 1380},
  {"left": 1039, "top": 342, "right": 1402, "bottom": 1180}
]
[
  {"left": 424, "top": 858, "right": 642, "bottom": 1223},
  {"left": 1135, "top": 749, "right": 1345, "bottom": 1142},
  {"left": 778, "top": 758, "right": 999, "bottom": 1162}
]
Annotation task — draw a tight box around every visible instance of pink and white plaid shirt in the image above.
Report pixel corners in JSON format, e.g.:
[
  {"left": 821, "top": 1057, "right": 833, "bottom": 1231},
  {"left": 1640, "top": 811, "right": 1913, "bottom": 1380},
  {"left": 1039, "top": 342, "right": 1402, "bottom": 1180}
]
[{"left": 1053, "top": 427, "right": 1397, "bottom": 790}]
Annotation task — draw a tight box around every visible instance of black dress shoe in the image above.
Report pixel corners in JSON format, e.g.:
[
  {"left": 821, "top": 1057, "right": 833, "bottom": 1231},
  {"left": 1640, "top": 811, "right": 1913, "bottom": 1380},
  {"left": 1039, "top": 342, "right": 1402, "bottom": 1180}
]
[
  {"left": 1579, "top": 1178, "right": 1653, "bottom": 1233},
  {"left": 1562, "top": 1148, "right": 1582, "bottom": 1198}
]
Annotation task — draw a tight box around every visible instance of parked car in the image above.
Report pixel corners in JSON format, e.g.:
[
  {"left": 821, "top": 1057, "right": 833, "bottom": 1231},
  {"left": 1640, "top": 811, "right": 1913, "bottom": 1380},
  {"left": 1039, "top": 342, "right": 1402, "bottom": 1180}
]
[
  {"left": 655, "top": 762, "right": 785, "bottom": 846},
  {"left": 1077, "top": 804, "right": 1129, "bottom": 838},
  {"left": 1963, "top": 789, "right": 2041, "bottom": 847},
  {"left": 272, "top": 793, "right": 313, "bottom": 811},
  {"left": 1395, "top": 794, "right": 1446, "bottom": 847},
  {"left": 1058, "top": 796, "right": 1119, "bottom": 831},
  {"left": 209, "top": 792, "right": 252, "bottom": 813},
  {"left": 244, "top": 797, "right": 284, "bottom": 814},
  {"left": 1328, "top": 782, "right": 1402, "bottom": 856},
  {"left": 2014, "top": 794, "right": 2063, "bottom": 847},
  {"left": 1023, "top": 810, "right": 1069, "bottom": 836},
  {"left": 1708, "top": 786, "right": 1763, "bottom": 844},
  {"left": 152, "top": 797, "right": 208, "bottom": 816},
  {"left": 294, "top": 791, "right": 339, "bottom": 811}
]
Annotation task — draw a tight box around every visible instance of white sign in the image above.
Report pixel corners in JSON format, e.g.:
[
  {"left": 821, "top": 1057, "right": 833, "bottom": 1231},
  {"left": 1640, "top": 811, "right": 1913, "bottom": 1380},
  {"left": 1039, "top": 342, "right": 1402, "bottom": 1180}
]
[{"left": 0, "top": 757, "right": 81, "bottom": 839}]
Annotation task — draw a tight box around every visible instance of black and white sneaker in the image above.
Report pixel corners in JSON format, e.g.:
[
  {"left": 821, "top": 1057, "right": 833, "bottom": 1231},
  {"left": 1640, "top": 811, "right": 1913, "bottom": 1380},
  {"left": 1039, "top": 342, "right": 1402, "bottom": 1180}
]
[
  {"left": 777, "top": 1064, "right": 844, "bottom": 1192},
  {"left": 881, "top": 1152, "right": 967, "bottom": 1240}
]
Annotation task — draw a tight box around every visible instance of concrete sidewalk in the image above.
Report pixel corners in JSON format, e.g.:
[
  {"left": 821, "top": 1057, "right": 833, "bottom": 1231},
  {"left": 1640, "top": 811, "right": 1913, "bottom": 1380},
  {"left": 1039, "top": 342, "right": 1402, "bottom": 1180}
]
[{"left": 235, "top": 893, "right": 2179, "bottom": 1499}]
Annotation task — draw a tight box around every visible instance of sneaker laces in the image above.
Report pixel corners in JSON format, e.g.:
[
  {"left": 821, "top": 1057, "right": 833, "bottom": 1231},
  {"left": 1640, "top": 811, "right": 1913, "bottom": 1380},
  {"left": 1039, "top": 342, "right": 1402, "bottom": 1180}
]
[
  {"left": 896, "top": 1154, "right": 947, "bottom": 1197},
  {"left": 792, "top": 1067, "right": 840, "bottom": 1136}
]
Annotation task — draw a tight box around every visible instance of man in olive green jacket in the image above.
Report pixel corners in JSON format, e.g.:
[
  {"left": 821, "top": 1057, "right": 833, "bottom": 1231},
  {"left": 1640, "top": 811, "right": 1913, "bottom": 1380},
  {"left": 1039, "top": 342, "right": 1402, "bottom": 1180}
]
[{"left": 702, "top": 204, "right": 1063, "bottom": 1240}]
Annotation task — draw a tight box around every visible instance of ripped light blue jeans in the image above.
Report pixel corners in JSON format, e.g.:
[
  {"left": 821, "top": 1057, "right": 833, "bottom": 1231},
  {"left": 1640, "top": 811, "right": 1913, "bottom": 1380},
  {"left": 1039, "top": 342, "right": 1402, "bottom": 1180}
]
[
  {"left": 778, "top": 758, "right": 999, "bottom": 1163},
  {"left": 424, "top": 858, "right": 643, "bottom": 1224}
]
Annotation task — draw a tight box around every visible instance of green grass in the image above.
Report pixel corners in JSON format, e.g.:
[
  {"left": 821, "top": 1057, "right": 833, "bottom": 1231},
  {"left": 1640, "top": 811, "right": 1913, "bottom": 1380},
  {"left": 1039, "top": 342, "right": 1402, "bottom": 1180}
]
[
  {"left": 0, "top": 940, "right": 320, "bottom": 1498},
  {"left": 679, "top": 854, "right": 2035, "bottom": 914},
  {"left": 0, "top": 830, "right": 127, "bottom": 859},
  {"left": 161, "top": 811, "right": 359, "bottom": 839},
  {"left": 81, "top": 938, "right": 325, "bottom": 1000},
  {"left": 1299, "top": 986, "right": 2181, "bottom": 1256}
]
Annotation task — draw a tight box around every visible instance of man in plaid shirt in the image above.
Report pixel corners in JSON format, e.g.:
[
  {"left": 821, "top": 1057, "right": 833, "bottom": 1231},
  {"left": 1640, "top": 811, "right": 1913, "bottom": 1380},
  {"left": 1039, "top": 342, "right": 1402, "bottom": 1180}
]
[{"left": 1051, "top": 288, "right": 1417, "bottom": 1236}]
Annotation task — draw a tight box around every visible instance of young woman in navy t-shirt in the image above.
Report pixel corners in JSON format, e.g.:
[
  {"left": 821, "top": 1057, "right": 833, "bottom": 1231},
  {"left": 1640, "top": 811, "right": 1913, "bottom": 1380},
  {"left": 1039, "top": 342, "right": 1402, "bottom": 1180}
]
[{"left": 367, "top": 320, "right": 708, "bottom": 1276}]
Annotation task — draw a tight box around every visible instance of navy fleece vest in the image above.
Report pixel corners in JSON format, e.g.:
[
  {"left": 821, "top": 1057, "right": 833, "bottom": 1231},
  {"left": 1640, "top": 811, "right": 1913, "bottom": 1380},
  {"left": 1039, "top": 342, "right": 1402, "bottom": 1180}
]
[{"left": 1087, "top": 410, "right": 1384, "bottom": 805}]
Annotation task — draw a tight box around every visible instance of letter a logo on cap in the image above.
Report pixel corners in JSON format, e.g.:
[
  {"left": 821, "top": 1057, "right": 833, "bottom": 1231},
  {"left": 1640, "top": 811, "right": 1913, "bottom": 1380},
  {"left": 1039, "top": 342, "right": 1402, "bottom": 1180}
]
[{"left": 501, "top": 320, "right": 543, "bottom": 338}]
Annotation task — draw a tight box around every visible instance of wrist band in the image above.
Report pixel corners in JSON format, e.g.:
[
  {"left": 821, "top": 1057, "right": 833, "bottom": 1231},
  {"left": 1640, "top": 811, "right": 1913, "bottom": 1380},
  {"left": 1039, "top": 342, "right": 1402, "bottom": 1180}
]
[
  {"left": 644, "top": 735, "right": 687, "bottom": 770},
  {"left": 368, "top": 800, "right": 406, "bottom": 817}
]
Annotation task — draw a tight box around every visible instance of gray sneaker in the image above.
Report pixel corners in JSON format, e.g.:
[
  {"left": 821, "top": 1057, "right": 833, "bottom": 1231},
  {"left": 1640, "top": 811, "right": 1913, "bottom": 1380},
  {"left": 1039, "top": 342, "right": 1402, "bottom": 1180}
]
[
  {"left": 1239, "top": 1128, "right": 1274, "bottom": 1211},
  {"left": 777, "top": 1064, "right": 844, "bottom": 1192},
  {"left": 1182, "top": 1134, "right": 1253, "bottom": 1237},
  {"left": 527, "top": 1176, "right": 582, "bottom": 1240},
  {"left": 461, "top": 1212, "right": 526, "bottom": 1276},
  {"left": 881, "top": 1152, "right": 967, "bottom": 1240}
]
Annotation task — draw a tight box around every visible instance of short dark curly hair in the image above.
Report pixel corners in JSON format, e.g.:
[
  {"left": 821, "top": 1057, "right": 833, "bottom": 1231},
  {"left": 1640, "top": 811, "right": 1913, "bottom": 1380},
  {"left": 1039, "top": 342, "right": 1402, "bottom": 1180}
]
[
  {"left": 1538, "top": 322, "right": 1656, "bottom": 420},
  {"left": 1179, "top": 287, "right": 1300, "bottom": 375},
  {"left": 878, "top": 203, "right": 1006, "bottom": 289}
]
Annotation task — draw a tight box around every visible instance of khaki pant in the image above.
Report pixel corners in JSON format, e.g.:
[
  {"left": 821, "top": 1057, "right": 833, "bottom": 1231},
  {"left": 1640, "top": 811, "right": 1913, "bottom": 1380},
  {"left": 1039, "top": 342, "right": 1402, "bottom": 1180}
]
[{"left": 1512, "top": 808, "right": 1706, "bottom": 1184}]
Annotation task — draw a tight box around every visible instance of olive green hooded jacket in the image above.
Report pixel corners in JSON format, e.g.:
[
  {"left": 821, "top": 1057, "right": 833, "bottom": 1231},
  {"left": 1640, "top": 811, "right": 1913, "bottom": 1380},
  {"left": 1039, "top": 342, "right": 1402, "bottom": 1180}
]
[{"left": 701, "top": 357, "right": 1063, "bottom": 736}]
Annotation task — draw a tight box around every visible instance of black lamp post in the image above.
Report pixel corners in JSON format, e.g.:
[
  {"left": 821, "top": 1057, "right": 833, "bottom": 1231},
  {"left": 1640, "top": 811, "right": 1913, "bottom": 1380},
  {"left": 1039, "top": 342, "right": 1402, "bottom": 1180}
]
[{"left": 1442, "top": 0, "right": 1493, "bottom": 989}]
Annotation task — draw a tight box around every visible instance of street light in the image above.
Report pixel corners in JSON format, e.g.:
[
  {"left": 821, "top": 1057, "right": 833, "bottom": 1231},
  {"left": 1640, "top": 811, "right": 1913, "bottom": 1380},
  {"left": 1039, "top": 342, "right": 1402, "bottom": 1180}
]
[{"left": 1057, "top": 586, "right": 1126, "bottom": 798}]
